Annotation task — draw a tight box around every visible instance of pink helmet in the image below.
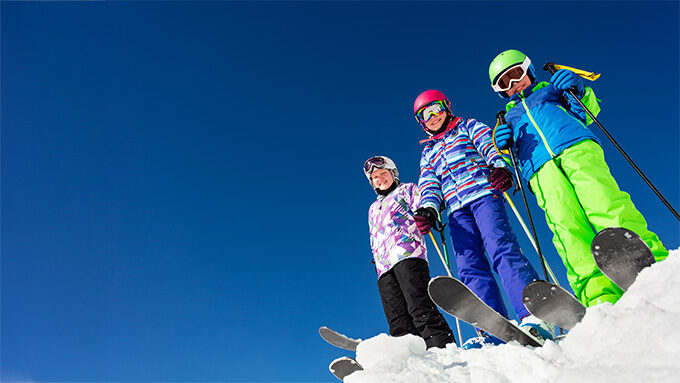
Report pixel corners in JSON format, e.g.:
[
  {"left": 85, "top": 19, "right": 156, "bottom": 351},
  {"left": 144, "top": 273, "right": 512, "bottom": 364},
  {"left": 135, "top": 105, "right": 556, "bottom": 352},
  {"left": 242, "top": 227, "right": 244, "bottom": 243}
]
[{"left": 413, "top": 90, "right": 452, "bottom": 116}]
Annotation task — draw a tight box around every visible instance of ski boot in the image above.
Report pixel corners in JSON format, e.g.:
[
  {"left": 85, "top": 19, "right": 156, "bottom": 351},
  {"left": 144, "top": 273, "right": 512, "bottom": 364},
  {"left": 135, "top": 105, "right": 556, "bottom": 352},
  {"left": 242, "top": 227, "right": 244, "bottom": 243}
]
[
  {"left": 519, "top": 314, "right": 556, "bottom": 342},
  {"left": 461, "top": 331, "right": 505, "bottom": 349}
]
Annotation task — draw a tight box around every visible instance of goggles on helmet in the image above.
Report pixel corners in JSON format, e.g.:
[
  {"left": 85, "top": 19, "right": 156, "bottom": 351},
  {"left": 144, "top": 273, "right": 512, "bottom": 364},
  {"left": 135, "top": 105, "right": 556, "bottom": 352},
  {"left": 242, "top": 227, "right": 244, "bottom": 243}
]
[
  {"left": 415, "top": 100, "right": 447, "bottom": 123},
  {"left": 491, "top": 56, "right": 532, "bottom": 93},
  {"left": 363, "top": 156, "right": 386, "bottom": 174}
]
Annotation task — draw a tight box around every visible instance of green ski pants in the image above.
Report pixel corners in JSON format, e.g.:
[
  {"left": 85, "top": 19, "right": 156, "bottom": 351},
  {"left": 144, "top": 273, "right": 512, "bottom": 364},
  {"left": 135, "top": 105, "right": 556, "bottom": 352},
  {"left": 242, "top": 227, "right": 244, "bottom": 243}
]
[{"left": 529, "top": 140, "right": 667, "bottom": 307}]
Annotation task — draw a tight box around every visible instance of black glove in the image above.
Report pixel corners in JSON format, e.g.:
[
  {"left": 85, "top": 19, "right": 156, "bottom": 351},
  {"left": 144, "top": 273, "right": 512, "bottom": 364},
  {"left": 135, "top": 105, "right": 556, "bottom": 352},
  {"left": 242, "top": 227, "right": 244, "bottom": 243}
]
[{"left": 414, "top": 207, "right": 440, "bottom": 235}]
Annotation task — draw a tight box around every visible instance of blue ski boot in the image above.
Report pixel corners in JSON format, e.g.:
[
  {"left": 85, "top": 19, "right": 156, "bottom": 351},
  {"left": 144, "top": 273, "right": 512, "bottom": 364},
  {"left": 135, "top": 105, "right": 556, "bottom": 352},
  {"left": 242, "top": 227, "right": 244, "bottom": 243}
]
[
  {"left": 461, "top": 332, "right": 505, "bottom": 349},
  {"left": 519, "top": 314, "right": 556, "bottom": 342}
]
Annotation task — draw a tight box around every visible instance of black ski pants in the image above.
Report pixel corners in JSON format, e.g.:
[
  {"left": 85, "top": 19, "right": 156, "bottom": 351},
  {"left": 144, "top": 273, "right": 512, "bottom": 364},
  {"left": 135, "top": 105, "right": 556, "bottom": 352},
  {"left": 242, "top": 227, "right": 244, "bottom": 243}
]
[{"left": 377, "top": 258, "right": 455, "bottom": 349}]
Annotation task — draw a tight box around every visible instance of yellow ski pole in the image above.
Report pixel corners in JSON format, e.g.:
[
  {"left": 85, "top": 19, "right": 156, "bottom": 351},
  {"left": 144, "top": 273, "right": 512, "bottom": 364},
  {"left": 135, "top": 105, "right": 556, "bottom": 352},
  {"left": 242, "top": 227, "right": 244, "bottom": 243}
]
[
  {"left": 428, "top": 231, "right": 463, "bottom": 346},
  {"left": 429, "top": 231, "right": 451, "bottom": 277}
]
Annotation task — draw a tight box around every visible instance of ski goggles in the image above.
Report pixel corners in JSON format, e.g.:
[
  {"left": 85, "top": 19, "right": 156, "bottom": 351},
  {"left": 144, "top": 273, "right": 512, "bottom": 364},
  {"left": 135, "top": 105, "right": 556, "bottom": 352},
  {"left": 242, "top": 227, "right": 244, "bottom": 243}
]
[
  {"left": 492, "top": 56, "right": 532, "bottom": 92},
  {"left": 363, "top": 156, "right": 386, "bottom": 174},
  {"left": 415, "top": 100, "right": 447, "bottom": 123}
]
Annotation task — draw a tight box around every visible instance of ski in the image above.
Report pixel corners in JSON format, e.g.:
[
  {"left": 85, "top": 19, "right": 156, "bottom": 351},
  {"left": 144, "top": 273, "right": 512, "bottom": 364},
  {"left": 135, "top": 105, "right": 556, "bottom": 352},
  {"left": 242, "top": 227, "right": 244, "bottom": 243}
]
[
  {"left": 592, "top": 227, "right": 655, "bottom": 291},
  {"left": 522, "top": 280, "right": 586, "bottom": 330},
  {"left": 329, "top": 356, "right": 363, "bottom": 381},
  {"left": 428, "top": 276, "right": 542, "bottom": 347},
  {"left": 319, "top": 326, "right": 361, "bottom": 352}
]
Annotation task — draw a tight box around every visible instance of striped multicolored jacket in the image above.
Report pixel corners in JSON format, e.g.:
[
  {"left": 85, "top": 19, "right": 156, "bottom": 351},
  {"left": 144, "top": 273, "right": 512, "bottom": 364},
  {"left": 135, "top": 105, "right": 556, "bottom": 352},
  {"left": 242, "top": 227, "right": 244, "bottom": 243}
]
[
  {"left": 368, "top": 182, "right": 427, "bottom": 278},
  {"left": 418, "top": 117, "right": 508, "bottom": 215}
]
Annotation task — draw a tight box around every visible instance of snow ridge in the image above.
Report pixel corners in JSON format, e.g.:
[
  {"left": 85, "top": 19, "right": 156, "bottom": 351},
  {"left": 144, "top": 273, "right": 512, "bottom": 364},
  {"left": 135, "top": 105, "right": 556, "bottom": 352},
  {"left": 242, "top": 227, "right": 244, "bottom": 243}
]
[{"left": 346, "top": 250, "right": 680, "bottom": 383}]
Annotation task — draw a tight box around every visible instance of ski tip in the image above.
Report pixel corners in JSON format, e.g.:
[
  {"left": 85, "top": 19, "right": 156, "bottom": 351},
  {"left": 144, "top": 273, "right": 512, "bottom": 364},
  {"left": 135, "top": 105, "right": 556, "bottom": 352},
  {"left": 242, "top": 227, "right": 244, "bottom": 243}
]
[
  {"left": 329, "top": 356, "right": 363, "bottom": 380},
  {"left": 429, "top": 275, "right": 459, "bottom": 287}
]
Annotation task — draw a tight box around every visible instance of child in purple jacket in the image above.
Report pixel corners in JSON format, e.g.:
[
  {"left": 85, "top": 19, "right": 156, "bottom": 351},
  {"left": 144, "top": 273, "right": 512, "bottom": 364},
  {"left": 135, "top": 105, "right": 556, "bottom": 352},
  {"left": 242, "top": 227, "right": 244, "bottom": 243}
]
[{"left": 364, "top": 155, "right": 454, "bottom": 349}]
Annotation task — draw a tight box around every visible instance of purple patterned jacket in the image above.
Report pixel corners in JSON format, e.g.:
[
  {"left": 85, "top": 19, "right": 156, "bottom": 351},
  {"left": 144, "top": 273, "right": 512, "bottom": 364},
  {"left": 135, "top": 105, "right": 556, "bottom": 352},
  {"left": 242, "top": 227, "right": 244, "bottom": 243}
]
[{"left": 368, "top": 182, "right": 428, "bottom": 278}]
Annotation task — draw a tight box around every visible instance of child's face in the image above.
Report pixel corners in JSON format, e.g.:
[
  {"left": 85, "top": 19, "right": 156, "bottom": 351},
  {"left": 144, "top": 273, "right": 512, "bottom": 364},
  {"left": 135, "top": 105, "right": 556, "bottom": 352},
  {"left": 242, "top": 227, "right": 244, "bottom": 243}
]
[
  {"left": 506, "top": 74, "right": 532, "bottom": 97},
  {"left": 370, "top": 168, "right": 394, "bottom": 190},
  {"left": 424, "top": 111, "right": 448, "bottom": 133}
]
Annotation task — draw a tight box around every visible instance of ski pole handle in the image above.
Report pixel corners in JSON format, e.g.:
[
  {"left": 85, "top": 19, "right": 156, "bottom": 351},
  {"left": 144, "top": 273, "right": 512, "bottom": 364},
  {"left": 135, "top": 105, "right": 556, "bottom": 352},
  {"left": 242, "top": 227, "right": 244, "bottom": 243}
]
[
  {"left": 496, "top": 110, "right": 507, "bottom": 125},
  {"left": 544, "top": 61, "right": 581, "bottom": 94},
  {"left": 495, "top": 110, "right": 515, "bottom": 153},
  {"left": 495, "top": 110, "right": 515, "bottom": 151},
  {"left": 543, "top": 62, "right": 558, "bottom": 74}
]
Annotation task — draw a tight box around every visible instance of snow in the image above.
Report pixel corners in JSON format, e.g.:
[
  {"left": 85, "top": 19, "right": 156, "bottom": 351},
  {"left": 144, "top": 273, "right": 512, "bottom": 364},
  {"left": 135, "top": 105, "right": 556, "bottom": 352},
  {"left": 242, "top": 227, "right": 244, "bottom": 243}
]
[{"left": 346, "top": 249, "right": 680, "bottom": 383}]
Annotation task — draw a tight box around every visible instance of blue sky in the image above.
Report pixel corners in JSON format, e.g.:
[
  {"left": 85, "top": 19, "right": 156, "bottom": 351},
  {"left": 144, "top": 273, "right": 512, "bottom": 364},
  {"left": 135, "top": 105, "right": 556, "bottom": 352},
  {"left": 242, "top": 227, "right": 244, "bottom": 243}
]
[{"left": 2, "top": 1, "right": 678, "bottom": 382}]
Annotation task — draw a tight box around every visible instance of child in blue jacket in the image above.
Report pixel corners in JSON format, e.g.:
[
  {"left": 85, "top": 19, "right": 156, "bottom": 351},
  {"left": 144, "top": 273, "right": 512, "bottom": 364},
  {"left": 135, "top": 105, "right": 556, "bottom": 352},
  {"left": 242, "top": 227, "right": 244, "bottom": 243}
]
[{"left": 488, "top": 49, "right": 668, "bottom": 307}]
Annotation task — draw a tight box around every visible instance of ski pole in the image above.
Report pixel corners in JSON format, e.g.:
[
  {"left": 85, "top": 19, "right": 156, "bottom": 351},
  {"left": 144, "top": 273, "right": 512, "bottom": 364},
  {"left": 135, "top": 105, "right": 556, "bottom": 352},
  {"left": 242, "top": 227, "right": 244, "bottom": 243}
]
[
  {"left": 437, "top": 206, "right": 451, "bottom": 268},
  {"left": 544, "top": 62, "right": 680, "bottom": 222},
  {"left": 502, "top": 191, "right": 559, "bottom": 284},
  {"left": 433, "top": 212, "right": 463, "bottom": 345},
  {"left": 496, "top": 111, "right": 552, "bottom": 283},
  {"left": 429, "top": 231, "right": 452, "bottom": 277},
  {"left": 427, "top": 231, "right": 463, "bottom": 347}
]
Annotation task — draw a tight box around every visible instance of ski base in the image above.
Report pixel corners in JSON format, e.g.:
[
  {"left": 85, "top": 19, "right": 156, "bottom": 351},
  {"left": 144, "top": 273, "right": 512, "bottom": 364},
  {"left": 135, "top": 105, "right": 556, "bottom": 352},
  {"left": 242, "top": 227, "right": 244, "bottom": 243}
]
[
  {"left": 329, "top": 356, "right": 363, "bottom": 381},
  {"left": 428, "top": 276, "right": 542, "bottom": 347},
  {"left": 319, "top": 326, "right": 361, "bottom": 352},
  {"left": 522, "top": 280, "right": 586, "bottom": 330},
  {"left": 592, "top": 227, "right": 655, "bottom": 291}
]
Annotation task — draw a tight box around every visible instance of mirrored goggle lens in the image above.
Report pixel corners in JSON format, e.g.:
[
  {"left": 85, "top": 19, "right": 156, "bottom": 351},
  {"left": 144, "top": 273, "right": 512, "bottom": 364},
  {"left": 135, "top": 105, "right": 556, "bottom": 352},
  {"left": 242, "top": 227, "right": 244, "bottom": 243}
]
[
  {"left": 417, "top": 101, "right": 446, "bottom": 122},
  {"left": 495, "top": 66, "right": 527, "bottom": 91},
  {"left": 364, "top": 157, "right": 386, "bottom": 173}
]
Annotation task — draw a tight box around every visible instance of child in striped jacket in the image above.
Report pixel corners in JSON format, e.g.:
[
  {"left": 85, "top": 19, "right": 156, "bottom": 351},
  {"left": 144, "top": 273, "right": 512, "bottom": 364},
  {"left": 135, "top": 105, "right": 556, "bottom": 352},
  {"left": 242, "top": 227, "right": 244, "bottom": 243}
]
[{"left": 411, "top": 90, "right": 553, "bottom": 348}]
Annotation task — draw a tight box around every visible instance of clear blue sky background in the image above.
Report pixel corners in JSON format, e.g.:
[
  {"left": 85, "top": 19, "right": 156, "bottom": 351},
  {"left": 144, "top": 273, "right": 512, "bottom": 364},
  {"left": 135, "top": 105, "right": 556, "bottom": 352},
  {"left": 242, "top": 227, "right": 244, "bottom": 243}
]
[{"left": 2, "top": 1, "right": 678, "bottom": 382}]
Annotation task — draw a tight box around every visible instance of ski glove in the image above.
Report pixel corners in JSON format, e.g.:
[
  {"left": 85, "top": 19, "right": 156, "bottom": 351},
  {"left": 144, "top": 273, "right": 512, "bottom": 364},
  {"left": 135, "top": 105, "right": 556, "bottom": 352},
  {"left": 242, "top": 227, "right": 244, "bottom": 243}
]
[
  {"left": 488, "top": 166, "right": 513, "bottom": 193},
  {"left": 551, "top": 69, "right": 584, "bottom": 96},
  {"left": 494, "top": 124, "right": 512, "bottom": 150},
  {"left": 567, "top": 97, "right": 588, "bottom": 121},
  {"left": 414, "top": 207, "right": 440, "bottom": 235}
]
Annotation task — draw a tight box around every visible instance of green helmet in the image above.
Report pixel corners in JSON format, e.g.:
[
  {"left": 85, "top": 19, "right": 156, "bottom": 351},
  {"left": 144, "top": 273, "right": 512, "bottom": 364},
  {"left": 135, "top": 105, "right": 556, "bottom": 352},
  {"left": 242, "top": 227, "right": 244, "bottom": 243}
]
[{"left": 489, "top": 49, "right": 536, "bottom": 97}]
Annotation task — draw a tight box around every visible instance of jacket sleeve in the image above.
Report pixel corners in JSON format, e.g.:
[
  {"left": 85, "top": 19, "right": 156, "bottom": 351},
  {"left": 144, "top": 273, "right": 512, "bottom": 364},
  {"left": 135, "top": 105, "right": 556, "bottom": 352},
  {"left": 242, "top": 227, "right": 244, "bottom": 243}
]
[
  {"left": 580, "top": 86, "right": 601, "bottom": 125},
  {"left": 368, "top": 205, "right": 376, "bottom": 251},
  {"left": 406, "top": 182, "right": 421, "bottom": 212},
  {"left": 418, "top": 148, "right": 443, "bottom": 212},
  {"left": 467, "top": 119, "right": 508, "bottom": 169},
  {"left": 562, "top": 86, "right": 601, "bottom": 126}
]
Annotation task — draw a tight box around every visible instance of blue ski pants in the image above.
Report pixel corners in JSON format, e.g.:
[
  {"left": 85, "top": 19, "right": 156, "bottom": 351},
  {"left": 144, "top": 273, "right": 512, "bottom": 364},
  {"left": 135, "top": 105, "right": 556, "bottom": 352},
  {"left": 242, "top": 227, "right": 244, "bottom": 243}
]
[{"left": 448, "top": 194, "right": 538, "bottom": 319}]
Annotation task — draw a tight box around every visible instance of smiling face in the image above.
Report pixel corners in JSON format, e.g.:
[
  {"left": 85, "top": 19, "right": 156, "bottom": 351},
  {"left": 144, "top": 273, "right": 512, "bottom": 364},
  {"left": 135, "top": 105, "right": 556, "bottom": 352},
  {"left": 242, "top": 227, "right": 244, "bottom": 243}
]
[
  {"left": 424, "top": 110, "right": 448, "bottom": 133},
  {"left": 370, "top": 168, "right": 394, "bottom": 191},
  {"left": 506, "top": 73, "right": 532, "bottom": 97}
]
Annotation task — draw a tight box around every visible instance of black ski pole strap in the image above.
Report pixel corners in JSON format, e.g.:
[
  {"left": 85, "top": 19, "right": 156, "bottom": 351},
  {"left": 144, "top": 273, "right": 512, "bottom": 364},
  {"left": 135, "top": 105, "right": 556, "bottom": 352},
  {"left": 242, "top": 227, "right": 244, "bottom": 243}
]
[{"left": 432, "top": 218, "right": 446, "bottom": 233}]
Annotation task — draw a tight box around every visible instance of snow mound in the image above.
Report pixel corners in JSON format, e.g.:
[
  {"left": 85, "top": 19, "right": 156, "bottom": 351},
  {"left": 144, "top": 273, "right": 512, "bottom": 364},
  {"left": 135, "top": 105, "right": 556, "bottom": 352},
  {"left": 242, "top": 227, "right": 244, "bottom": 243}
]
[{"left": 347, "top": 249, "right": 680, "bottom": 383}]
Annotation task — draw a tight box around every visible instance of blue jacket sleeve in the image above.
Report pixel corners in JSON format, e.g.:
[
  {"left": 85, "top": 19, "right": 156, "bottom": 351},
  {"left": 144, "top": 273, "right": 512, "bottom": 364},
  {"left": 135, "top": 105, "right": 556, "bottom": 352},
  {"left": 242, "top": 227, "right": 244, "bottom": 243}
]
[
  {"left": 418, "top": 148, "right": 443, "bottom": 212},
  {"left": 559, "top": 85, "right": 601, "bottom": 124}
]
